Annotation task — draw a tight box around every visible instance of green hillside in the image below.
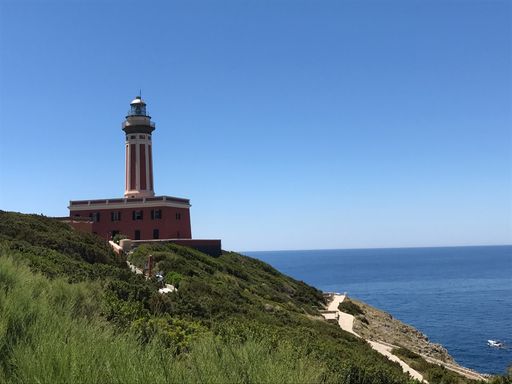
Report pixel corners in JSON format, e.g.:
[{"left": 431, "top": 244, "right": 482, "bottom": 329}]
[{"left": 0, "top": 210, "right": 492, "bottom": 383}]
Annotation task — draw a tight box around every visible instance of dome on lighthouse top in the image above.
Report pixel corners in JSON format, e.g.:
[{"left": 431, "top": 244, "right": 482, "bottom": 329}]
[
  {"left": 130, "top": 96, "right": 146, "bottom": 105},
  {"left": 127, "top": 96, "right": 148, "bottom": 117}
]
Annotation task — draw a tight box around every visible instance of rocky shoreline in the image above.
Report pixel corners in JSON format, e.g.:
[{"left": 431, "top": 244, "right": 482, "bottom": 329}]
[
  {"left": 350, "top": 298, "right": 453, "bottom": 363},
  {"left": 348, "top": 298, "right": 488, "bottom": 381}
]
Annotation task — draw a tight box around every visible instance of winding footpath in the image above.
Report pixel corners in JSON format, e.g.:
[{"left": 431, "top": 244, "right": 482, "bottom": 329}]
[
  {"left": 325, "top": 294, "right": 426, "bottom": 383},
  {"left": 125, "top": 259, "right": 176, "bottom": 293}
]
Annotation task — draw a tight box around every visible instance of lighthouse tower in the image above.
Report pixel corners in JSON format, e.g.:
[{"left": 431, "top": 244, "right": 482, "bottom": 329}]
[
  {"left": 123, "top": 96, "right": 155, "bottom": 198},
  {"left": 67, "top": 95, "right": 221, "bottom": 256}
]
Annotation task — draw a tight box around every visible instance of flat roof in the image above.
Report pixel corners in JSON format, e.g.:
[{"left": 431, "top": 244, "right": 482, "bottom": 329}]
[{"left": 69, "top": 195, "right": 191, "bottom": 210}]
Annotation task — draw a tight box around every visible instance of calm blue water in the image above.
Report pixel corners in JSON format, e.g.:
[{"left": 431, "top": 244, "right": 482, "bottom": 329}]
[{"left": 245, "top": 245, "right": 512, "bottom": 375}]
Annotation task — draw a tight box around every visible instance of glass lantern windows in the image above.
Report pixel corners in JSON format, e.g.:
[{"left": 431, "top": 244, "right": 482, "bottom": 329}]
[{"left": 130, "top": 103, "right": 147, "bottom": 116}]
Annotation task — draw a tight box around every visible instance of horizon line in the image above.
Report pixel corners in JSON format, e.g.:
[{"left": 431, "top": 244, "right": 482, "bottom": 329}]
[{"left": 240, "top": 243, "right": 512, "bottom": 254}]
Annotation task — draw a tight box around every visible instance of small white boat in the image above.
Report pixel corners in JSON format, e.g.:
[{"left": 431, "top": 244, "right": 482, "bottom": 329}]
[{"left": 487, "top": 340, "right": 504, "bottom": 348}]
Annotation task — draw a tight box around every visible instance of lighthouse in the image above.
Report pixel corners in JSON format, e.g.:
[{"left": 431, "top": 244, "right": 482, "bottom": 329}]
[
  {"left": 123, "top": 96, "right": 155, "bottom": 198},
  {"left": 68, "top": 95, "right": 221, "bottom": 255}
]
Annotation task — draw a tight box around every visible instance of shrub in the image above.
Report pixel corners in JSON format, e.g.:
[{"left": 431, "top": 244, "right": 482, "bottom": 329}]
[
  {"left": 392, "top": 347, "right": 421, "bottom": 360},
  {"left": 165, "top": 271, "right": 184, "bottom": 287},
  {"left": 338, "top": 299, "right": 364, "bottom": 316},
  {"left": 112, "top": 233, "right": 128, "bottom": 244},
  {"left": 130, "top": 315, "right": 205, "bottom": 351}
]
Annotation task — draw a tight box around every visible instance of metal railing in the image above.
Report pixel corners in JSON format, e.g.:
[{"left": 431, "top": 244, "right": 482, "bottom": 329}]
[{"left": 122, "top": 121, "right": 155, "bottom": 128}]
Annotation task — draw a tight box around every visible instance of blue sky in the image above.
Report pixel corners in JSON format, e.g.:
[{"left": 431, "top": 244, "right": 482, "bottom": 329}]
[{"left": 0, "top": 0, "right": 510, "bottom": 251}]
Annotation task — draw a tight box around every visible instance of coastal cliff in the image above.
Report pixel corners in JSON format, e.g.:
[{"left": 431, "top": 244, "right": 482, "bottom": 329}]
[
  {"left": 340, "top": 297, "right": 489, "bottom": 382},
  {"left": 0, "top": 211, "right": 504, "bottom": 384},
  {"left": 350, "top": 298, "right": 453, "bottom": 363}
]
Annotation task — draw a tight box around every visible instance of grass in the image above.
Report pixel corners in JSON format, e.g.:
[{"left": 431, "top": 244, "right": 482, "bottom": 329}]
[
  {"left": 3, "top": 210, "right": 479, "bottom": 383},
  {"left": 0, "top": 256, "right": 419, "bottom": 384},
  {"left": 0, "top": 256, "right": 327, "bottom": 384}
]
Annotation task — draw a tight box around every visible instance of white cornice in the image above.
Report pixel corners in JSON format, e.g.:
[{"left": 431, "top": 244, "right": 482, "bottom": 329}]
[{"left": 69, "top": 200, "right": 191, "bottom": 211}]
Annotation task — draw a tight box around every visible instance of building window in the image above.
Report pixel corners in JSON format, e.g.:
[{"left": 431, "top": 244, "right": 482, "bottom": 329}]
[
  {"left": 130, "top": 135, "right": 136, "bottom": 139},
  {"left": 153, "top": 229, "right": 159, "bottom": 239},
  {"left": 111, "top": 211, "right": 121, "bottom": 221},
  {"left": 90, "top": 212, "right": 100, "bottom": 222},
  {"left": 151, "top": 209, "right": 162, "bottom": 220},
  {"left": 139, "top": 135, "right": 145, "bottom": 139},
  {"left": 176, "top": 212, "right": 181, "bottom": 220},
  {"left": 134, "top": 230, "right": 141, "bottom": 240},
  {"left": 132, "top": 210, "right": 143, "bottom": 220},
  {"left": 148, "top": 135, "right": 151, "bottom": 140}
]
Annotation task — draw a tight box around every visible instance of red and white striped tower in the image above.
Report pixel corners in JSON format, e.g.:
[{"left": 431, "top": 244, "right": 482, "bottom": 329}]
[{"left": 122, "top": 96, "right": 155, "bottom": 198}]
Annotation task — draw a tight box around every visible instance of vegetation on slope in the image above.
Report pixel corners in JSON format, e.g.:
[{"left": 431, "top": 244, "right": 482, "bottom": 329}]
[
  {"left": 392, "top": 347, "right": 479, "bottom": 384},
  {"left": 0, "top": 210, "right": 501, "bottom": 383},
  {"left": 0, "top": 211, "right": 125, "bottom": 280},
  {"left": 0, "top": 257, "right": 327, "bottom": 384}
]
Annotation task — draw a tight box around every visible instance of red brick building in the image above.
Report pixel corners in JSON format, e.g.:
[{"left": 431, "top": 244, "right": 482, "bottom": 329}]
[
  {"left": 68, "top": 96, "right": 220, "bottom": 254},
  {"left": 68, "top": 196, "right": 191, "bottom": 240}
]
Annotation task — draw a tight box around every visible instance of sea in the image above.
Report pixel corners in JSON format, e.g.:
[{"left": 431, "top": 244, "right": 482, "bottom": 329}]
[{"left": 245, "top": 245, "right": 512, "bottom": 375}]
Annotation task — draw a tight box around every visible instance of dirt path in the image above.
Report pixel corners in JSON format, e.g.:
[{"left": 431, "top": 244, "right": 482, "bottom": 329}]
[
  {"left": 126, "top": 260, "right": 143, "bottom": 275},
  {"left": 324, "top": 293, "right": 425, "bottom": 382},
  {"left": 368, "top": 340, "right": 426, "bottom": 382}
]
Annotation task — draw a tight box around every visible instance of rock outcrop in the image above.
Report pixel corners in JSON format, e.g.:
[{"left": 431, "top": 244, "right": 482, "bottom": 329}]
[{"left": 351, "top": 298, "right": 455, "bottom": 363}]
